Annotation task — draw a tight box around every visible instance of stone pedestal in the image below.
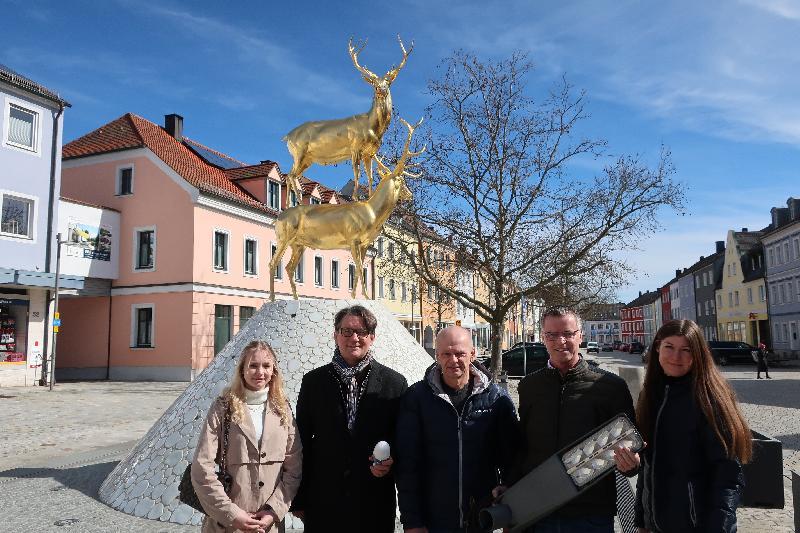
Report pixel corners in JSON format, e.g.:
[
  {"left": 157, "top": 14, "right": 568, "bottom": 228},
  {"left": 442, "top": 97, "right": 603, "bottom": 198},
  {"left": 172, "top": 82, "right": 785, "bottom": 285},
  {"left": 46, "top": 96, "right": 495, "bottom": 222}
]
[{"left": 98, "top": 298, "right": 434, "bottom": 527}]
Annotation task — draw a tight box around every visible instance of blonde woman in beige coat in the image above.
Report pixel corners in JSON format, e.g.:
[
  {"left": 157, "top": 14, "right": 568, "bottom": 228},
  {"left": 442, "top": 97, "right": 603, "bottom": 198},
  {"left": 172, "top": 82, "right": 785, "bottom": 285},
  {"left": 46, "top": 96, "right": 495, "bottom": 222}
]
[{"left": 192, "top": 341, "right": 302, "bottom": 533}]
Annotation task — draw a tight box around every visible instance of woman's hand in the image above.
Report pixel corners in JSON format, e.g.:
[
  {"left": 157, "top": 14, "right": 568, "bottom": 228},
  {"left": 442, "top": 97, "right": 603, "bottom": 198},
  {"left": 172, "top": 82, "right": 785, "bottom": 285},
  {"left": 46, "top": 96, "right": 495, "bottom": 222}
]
[
  {"left": 253, "top": 509, "right": 276, "bottom": 530},
  {"left": 231, "top": 509, "right": 266, "bottom": 531},
  {"left": 369, "top": 455, "right": 394, "bottom": 478}
]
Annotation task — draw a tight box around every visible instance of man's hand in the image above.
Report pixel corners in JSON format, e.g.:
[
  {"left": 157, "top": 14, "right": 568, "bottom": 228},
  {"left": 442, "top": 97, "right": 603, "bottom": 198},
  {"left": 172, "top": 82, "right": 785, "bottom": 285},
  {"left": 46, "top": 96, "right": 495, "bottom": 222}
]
[
  {"left": 491, "top": 485, "right": 508, "bottom": 501},
  {"left": 231, "top": 509, "right": 266, "bottom": 531},
  {"left": 369, "top": 455, "right": 394, "bottom": 478},
  {"left": 614, "top": 443, "right": 642, "bottom": 474}
]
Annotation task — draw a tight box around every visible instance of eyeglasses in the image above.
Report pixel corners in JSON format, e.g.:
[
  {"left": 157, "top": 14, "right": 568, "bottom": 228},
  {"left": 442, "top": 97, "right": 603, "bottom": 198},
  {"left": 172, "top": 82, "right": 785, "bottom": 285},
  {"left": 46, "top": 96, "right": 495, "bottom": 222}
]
[
  {"left": 337, "top": 327, "right": 372, "bottom": 338},
  {"left": 544, "top": 330, "right": 580, "bottom": 341}
]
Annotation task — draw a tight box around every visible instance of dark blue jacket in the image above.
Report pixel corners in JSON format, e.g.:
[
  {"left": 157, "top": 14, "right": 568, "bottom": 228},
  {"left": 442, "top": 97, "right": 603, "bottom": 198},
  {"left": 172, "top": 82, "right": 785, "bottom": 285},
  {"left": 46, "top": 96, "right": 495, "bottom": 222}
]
[
  {"left": 635, "top": 375, "right": 744, "bottom": 532},
  {"left": 395, "top": 363, "right": 520, "bottom": 530}
]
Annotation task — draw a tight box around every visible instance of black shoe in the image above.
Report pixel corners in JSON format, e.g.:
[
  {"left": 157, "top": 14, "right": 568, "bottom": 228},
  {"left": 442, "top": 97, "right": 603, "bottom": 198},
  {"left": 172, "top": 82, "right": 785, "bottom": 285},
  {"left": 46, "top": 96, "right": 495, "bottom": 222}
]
[
  {"left": 767, "top": 376, "right": 772, "bottom": 379},
  {"left": 757, "top": 376, "right": 762, "bottom": 379}
]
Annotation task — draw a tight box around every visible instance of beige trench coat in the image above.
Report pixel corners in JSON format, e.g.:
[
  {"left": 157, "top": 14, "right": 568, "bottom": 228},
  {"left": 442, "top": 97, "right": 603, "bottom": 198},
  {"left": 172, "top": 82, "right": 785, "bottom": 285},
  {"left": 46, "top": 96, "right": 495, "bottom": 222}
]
[{"left": 191, "top": 397, "right": 302, "bottom": 533}]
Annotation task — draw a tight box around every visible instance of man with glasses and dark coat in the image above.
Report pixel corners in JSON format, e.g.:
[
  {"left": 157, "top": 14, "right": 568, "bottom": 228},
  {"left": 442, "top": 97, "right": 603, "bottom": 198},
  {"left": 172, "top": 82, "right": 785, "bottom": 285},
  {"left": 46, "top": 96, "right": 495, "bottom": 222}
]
[
  {"left": 512, "top": 307, "right": 635, "bottom": 533},
  {"left": 290, "top": 305, "right": 408, "bottom": 532}
]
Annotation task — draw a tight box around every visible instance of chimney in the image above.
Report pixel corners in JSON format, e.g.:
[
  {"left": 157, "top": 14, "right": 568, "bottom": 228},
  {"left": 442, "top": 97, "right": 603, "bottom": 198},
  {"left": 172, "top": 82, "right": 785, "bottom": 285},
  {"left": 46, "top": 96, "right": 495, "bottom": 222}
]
[
  {"left": 638, "top": 291, "right": 642, "bottom": 297},
  {"left": 164, "top": 114, "right": 183, "bottom": 142},
  {"left": 788, "top": 197, "right": 800, "bottom": 221},
  {"left": 741, "top": 227, "right": 748, "bottom": 232},
  {"left": 771, "top": 207, "right": 791, "bottom": 228},
  {"left": 716, "top": 241, "right": 725, "bottom": 253},
  {"left": 675, "top": 269, "right": 681, "bottom": 278},
  {"left": 699, "top": 256, "right": 705, "bottom": 261}
]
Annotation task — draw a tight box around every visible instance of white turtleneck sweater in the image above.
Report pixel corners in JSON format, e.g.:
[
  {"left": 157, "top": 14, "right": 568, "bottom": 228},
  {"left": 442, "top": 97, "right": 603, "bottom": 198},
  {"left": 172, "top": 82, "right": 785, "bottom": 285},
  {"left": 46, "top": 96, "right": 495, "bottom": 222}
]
[{"left": 244, "top": 387, "right": 269, "bottom": 443}]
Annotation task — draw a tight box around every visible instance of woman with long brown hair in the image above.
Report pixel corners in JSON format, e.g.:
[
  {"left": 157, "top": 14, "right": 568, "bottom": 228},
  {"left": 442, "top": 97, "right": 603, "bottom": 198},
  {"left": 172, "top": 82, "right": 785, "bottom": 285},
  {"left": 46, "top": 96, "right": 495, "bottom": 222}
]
[
  {"left": 192, "top": 340, "right": 302, "bottom": 532},
  {"left": 616, "top": 319, "right": 751, "bottom": 533}
]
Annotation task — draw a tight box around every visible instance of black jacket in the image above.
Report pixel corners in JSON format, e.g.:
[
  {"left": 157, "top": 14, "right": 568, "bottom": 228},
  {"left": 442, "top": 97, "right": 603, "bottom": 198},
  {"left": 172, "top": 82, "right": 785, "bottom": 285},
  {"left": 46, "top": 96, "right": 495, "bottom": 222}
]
[
  {"left": 515, "top": 358, "right": 635, "bottom": 519},
  {"left": 291, "top": 360, "right": 408, "bottom": 533},
  {"left": 395, "top": 363, "right": 520, "bottom": 530},
  {"left": 635, "top": 375, "right": 743, "bottom": 532}
]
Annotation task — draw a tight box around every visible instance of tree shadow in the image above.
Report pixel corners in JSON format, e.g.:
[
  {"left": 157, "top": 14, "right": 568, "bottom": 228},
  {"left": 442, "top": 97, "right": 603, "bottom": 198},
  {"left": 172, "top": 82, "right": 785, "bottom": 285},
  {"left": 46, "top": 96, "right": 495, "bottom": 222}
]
[{"left": 0, "top": 460, "right": 118, "bottom": 499}]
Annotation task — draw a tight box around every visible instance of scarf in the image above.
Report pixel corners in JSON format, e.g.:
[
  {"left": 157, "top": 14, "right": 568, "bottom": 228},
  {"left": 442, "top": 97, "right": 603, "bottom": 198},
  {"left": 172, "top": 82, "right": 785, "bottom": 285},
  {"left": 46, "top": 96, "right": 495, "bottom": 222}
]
[
  {"left": 243, "top": 387, "right": 269, "bottom": 405},
  {"left": 331, "top": 347, "right": 373, "bottom": 431}
]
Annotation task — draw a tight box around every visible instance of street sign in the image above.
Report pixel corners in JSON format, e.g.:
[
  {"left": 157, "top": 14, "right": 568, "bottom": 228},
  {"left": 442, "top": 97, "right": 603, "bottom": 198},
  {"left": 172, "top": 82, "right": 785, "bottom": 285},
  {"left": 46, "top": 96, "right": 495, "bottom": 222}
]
[
  {"left": 54, "top": 312, "right": 60, "bottom": 319},
  {"left": 53, "top": 326, "right": 59, "bottom": 333},
  {"left": 53, "top": 319, "right": 62, "bottom": 327}
]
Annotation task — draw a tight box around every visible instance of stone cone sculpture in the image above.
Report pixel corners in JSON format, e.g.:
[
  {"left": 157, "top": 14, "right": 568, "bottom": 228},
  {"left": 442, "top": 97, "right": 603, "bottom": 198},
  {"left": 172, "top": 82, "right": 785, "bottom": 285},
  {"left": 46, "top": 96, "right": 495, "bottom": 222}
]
[{"left": 98, "top": 298, "right": 433, "bottom": 528}]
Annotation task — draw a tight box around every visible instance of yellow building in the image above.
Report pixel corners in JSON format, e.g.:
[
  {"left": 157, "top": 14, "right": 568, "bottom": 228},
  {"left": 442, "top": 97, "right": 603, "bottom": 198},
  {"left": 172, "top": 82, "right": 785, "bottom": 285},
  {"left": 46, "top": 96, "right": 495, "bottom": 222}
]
[{"left": 715, "top": 229, "right": 768, "bottom": 345}]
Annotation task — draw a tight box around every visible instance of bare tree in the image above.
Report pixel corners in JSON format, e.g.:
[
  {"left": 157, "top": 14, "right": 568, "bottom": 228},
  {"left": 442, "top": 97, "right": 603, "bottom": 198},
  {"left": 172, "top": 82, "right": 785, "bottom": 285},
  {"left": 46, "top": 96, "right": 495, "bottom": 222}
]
[{"left": 392, "top": 51, "right": 684, "bottom": 376}]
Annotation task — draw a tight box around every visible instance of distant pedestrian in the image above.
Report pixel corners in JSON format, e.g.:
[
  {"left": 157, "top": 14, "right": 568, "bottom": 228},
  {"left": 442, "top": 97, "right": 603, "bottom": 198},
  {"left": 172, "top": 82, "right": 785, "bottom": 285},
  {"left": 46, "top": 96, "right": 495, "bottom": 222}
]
[
  {"left": 192, "top": 340, "right": 302, "bottom": 533},
  {"left": 615, "top": 319, "right": 752, "bottom": 532},
  {"left": 756, "top": 342, "right": 771, "bottom": 379}
]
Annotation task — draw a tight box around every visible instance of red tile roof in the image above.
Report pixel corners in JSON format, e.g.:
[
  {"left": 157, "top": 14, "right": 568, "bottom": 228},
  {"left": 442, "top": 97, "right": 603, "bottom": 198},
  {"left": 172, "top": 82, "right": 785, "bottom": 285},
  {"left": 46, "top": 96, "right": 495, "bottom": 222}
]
[
  {"left": 63, "top": 113, "right": 273, "bottom": 213},
  {"left": 224, "top": 161, "right": 279, "bottom": 181}
]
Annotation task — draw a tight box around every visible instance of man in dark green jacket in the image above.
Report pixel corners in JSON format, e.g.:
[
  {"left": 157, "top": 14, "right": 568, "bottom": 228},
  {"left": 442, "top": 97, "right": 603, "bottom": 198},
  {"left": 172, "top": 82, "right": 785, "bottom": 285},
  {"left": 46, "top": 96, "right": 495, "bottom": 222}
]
[{"left": 515, "top": 307, "right": 635, "bottom": 533}]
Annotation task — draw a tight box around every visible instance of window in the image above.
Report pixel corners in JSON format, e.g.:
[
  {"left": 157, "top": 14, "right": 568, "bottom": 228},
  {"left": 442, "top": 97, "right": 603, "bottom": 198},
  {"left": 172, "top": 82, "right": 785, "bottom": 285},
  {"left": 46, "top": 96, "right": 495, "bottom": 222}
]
[
  {"left": 295, "top": 252, "right": 304, "bottom": 282},
  {"left": 215, "top": 305, "right": 232, "bottom": 355},
  {"left": 348, "top": 264, "right": 356, "bottom": 290},
  {"left": 310, "top": 197, "right": 322, "bottom": 205},
  {"left": 780, "top": 283, "right": 787, "bottom": 304},
  {"left": 785, "top": 243, "right": 791, "bottom": 264},
  {"left": 378, "top": 276, "right": 385, "bottom": 298},
  {"left": 402, "top": 281, "right": 407, "bottom": 302},
  {"left": 759, "top": 285, "right": 766, "bottom": 302},
  {"left": 363, "top": 267, "right": 368, "bottom": 289},
  {"left": 728, "top": 292, "right": 733, "bottom": 307},
  {"left": 331, "top": 260, "right": 340, "bottom": 288},
  {"left": 135, "top": 228, "right": 155, "bottom": 270},
  {"left": 377, "top": 237, "right": 384, "bottom": 257},
  {"left": 239, "top": 306, "right": 255, "bottom": 329},
  {"left": 116, "top": 166, "right": 134, "bottom": 195},
  {"left": 268, "top": 181, "right": 280, "bottom": 210},
  {"left": 747, "top": 287, "right": 753, "bottom": 304},
  {"left": 271, "top": 243, "right": 283, "bottom": 279},
  {"left": 427, "top": 284, "right": 433, "bottom": 300},
  {"left": 314, "top": 256, "right": 323, "bottom": 286},
  {"left": 695, "top": 276, "right": 700, "bottom": 289},
  {"left": 4, "top": 103, "right": 38, "bottom": 152},
  {"left": 132, "top": 304, "right": 154, "bottom": 348},
  {"left": 697, "top": 303, "right": 702, "bottom": 317},
  {"left": 1, "top": 194, "right": 34, "bottom": 238},
  {"left": 769, "top": 248, "right": 775, "bottom": 267},
  {"left": 787, "top": 281, "right": 793, "bottom": 303},
  {"left": 289, "top": 191, "right": 298, "bottom": 207},
  {"left": 389, "top": 279, "right": 396, "bottom": 300},
  {"left": 734, "top": 291, "right": 739, "bottom": 306},
  {"left": 213, "top": 231, "right": 229, "bottom": 271},
  {"left": 794, "top": 238, "right": 800, "bottom": 260},
  {"left": 388, "top": 242, "right": 395, "bottom": 260},
  {"left": 244, "top": 238, "right": 257, "bottom": 275}
]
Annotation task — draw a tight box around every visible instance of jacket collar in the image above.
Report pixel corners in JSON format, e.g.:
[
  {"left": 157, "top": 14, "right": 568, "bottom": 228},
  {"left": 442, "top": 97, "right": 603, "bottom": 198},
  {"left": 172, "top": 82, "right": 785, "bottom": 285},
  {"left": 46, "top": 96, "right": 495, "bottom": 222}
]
[{"left": 235, "top": 398, "right": 281, "bottom": 451}]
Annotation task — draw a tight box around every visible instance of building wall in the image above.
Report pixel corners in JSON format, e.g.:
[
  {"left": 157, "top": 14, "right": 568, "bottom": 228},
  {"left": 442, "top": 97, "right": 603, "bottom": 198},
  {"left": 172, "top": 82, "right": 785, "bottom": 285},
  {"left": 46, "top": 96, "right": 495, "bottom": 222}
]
[
  {"left": 716, "top": 230, "right": 767, "bottom": 345},
  {"left": 764, "top": 221, "right": 800, "bottom": 357},
  {"left": 0, "top": 85, "right": 63, "bottom": 271},
  {"left": 677, "top": 275, "right": 696, "bottom": 321},
  {"left": 55, "top": 296, "right": 111, "bottom": 379},
  {"left": 694, "top": 262, "right": 721, "bottom": 341}
]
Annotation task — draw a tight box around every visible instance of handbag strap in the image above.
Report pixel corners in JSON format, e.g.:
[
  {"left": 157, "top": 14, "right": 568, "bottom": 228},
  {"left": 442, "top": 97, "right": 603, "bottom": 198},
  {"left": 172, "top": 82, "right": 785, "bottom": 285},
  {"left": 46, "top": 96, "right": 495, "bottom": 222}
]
[{"left": 219, "top": 399, "right": 232, "bottom": 474}]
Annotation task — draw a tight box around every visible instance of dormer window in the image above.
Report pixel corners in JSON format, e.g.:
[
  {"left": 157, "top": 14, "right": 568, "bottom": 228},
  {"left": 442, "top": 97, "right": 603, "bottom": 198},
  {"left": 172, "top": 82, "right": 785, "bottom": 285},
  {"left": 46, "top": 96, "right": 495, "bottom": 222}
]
[
  {"left": 310, "top": 197, "right": 321, "bottom": 205},
  {"left": 268, "top": 181, "right": 280, "bottom": 210}
]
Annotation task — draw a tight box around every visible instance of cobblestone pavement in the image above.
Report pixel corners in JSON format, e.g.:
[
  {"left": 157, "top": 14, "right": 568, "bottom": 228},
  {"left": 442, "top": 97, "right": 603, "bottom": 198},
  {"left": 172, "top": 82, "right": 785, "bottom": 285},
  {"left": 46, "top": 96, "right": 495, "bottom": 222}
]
[{"left": 0, "top": 356, "right": 797, "bottom": 532}]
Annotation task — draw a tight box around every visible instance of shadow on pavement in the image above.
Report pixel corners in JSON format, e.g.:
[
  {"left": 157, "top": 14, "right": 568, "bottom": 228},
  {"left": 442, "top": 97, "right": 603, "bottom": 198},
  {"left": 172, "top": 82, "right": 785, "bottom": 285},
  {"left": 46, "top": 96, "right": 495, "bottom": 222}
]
[{"left": 0, "top": 460, "right": 118, "bottom": 500}]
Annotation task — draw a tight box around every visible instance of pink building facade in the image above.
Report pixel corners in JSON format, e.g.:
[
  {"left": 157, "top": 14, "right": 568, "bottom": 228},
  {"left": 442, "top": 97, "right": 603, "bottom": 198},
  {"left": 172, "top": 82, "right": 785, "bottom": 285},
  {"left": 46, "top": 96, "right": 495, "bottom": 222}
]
[{"left": 58, "top": 113, "right": 370, "bottom": 380}]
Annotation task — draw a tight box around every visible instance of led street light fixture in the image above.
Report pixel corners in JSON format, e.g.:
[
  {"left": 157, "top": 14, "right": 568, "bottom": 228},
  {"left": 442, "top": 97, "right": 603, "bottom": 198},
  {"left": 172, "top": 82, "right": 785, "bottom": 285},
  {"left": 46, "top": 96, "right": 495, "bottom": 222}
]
[{"left": 479, "top": 413, "right": 643, "bottom": 532}]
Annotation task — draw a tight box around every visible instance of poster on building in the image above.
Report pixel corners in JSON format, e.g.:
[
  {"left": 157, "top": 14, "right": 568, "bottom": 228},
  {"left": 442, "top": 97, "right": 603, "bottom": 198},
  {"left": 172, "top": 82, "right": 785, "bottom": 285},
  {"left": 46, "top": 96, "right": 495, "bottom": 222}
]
[{"left": 65, "top": 220, "right": 112, "bottom": 261}]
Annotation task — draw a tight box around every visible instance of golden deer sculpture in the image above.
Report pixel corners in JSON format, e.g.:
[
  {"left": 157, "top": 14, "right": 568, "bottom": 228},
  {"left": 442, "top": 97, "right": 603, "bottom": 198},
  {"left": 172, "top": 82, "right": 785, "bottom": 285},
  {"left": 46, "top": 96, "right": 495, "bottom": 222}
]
[
  {"left": 270, "top": 118, "right": 424, "bottom": 300},
  {"left": 282, "top": 36, "right": 413, "bottom": 203}
]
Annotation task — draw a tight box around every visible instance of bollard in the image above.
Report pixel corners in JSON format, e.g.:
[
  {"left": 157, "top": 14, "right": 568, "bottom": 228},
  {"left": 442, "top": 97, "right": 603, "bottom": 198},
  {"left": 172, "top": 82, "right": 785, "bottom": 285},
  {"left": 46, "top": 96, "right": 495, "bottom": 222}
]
[
  {"left": 617, "top": 366, "right": 644, "bottom": 404},
  {"left": 741, "top": 430, "right": 784, "bottom": 508},
  {"left": 793, "top": 470, "right": 799, "bottom": 532}
]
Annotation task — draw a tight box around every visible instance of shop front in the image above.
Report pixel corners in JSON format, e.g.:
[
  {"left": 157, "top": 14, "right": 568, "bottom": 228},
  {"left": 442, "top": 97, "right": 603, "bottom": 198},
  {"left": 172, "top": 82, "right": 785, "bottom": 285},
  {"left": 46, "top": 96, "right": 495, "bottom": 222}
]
[{"left": 0, "top": 296, "right": 28, "bottom": 365}]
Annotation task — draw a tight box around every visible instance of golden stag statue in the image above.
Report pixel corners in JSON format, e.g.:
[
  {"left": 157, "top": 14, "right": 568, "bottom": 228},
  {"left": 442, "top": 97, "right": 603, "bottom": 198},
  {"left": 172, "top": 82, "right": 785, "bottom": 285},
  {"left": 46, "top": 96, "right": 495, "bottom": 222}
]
[
  {"left": 270, "top": 118, "right": 424, "bottom": 300},
  {"left": 282, "top": 36, "right": 413, "bottom": 203}
]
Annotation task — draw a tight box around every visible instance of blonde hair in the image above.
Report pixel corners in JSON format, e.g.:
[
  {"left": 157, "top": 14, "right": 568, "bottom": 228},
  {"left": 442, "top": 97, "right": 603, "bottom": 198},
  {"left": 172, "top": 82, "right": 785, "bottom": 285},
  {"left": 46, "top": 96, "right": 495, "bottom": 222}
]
[{"left": 222, "top": 340, "right": 290, "bottom": 426}]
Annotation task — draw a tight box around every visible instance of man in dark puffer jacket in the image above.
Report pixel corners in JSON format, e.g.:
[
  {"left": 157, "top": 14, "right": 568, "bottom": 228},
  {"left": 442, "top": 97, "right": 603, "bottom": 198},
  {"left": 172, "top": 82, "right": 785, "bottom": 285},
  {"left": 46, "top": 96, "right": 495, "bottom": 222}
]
[
  {"left": 396, "top": 326, "right": 519, "bottom": 532},
  {"left": 514, "top": 307, "right": 635, "bottom": 533}
]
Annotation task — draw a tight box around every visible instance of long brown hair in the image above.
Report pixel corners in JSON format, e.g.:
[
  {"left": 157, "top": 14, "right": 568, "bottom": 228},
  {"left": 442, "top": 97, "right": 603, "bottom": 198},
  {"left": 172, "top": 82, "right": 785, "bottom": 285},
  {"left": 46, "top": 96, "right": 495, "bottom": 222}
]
[
  {"left": 636, "top": 320, "right": 752, "bottom": 463},
  {"left": 223, "top": 340, "right": 291, "bottom": 426}
]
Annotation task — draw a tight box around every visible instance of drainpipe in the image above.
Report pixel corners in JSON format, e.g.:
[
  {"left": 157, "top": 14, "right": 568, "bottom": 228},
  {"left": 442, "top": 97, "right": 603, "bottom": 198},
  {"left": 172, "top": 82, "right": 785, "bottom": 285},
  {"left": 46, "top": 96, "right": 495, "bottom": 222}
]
[{"left": 40, "top": 102, "right": 65, "bottom": 386}]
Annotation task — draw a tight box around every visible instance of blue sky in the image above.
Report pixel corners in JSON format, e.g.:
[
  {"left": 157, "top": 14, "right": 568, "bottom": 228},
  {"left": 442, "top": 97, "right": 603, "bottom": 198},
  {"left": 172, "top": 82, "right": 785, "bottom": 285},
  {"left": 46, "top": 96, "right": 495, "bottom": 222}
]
[{"left": 4, "top": 0, "right": 800, "bottom": 303}]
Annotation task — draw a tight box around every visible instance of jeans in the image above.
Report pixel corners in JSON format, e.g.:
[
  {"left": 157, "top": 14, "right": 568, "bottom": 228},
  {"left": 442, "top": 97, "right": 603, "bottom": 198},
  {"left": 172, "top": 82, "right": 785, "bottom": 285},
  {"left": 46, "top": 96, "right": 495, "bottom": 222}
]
[{"left": 530, "top": 514, "right": 614, "bottom": 533}]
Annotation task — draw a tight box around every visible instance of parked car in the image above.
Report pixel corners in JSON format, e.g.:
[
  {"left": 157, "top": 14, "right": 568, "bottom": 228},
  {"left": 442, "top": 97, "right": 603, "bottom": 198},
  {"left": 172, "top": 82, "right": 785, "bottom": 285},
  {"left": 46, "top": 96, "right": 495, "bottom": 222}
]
[
  {"left": 707, "top": 341, "right": 758, "bottom": 366},
  {"left": 612, "top": 340, "right": 622, "bottom": 350},
  {"left": 586, "top": 341, "right": 599, "bottom": 354},
  {"left": 641, "top": 344, "right": 651, "bottom": 363},
  {"left": 629, "top": 341, "right": 645, "bottom": 355},
  {"left": 601, "top": 343, "right": 614, "bottom": 352},
  {"left": 511, "top": 341, "right": 545, "bottom": 349},
  {"left": 620, "top": 343, "right": 630, "bottom": 352},
  {"left": 497, "top": 344, "right": 550, "bottom": 377}
]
